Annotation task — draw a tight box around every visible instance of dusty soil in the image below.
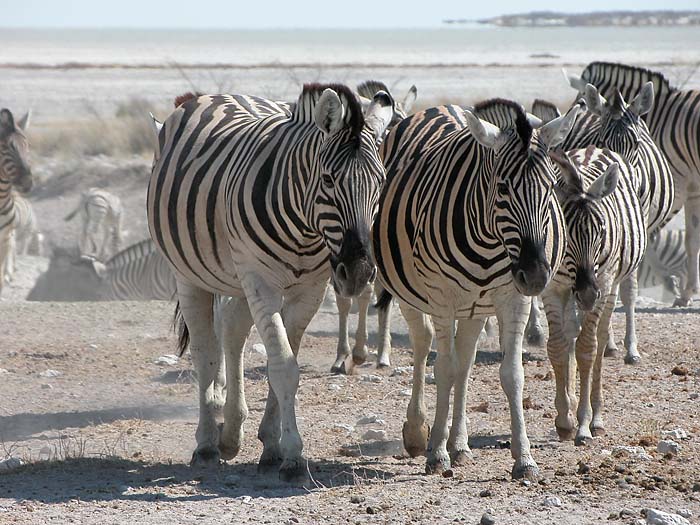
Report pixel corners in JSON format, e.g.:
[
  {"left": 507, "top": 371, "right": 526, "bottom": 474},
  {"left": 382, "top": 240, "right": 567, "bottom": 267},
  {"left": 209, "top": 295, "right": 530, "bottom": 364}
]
[{"left": 1, "top": 296, "right": 700, "bottom": 525}]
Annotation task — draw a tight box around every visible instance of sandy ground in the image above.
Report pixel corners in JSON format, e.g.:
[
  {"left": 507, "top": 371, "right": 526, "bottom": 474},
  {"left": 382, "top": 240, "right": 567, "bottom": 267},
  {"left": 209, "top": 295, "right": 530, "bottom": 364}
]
[{"left": 1, "top": 286, "right": 700, "bottom": 524}]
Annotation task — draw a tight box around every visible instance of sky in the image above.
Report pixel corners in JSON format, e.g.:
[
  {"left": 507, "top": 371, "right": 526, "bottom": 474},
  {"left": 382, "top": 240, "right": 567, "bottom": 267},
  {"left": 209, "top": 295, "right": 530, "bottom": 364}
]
[{"left": 2, "top": 0, "right": 698, "bottom": 28}]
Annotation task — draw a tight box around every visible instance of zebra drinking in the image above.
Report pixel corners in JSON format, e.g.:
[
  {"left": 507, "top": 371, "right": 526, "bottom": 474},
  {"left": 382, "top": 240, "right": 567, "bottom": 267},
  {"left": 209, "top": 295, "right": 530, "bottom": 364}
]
[
  {"left": 64, "top": 188, "right": 123, "bottom": 261},
  {"left": 542, "top": 147, "right": 646, "bottom": 445},
  {"left": 0, "top": 109, "right": 32, "bottom": 297},
  {"left": 372, "top": 99, "right": 579, "bottom": 479},
  {"left": 148, "top": 84, "right": 394, "bottom": 481}
]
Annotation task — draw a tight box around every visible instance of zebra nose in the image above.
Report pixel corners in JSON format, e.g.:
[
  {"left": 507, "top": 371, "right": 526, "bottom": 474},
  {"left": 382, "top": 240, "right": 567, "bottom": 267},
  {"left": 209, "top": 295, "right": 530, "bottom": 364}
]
[{"left": 336, "top": 263, "right": 349, "bottom": 284}]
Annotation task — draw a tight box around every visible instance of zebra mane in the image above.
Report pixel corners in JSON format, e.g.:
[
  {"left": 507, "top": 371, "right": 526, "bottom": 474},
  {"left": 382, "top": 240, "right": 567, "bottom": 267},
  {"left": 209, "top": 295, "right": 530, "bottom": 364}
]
[
  {"left": 174, "top": 92, "right": 204, "bottom": 108},
  {"left": 294, "top": 83, "right": 364, "bottom": 138},
  {"left": 473, "top": 98, "right": 532, "bottom": 146},
  {"left": 583, "top": 62, "right": 675, "bottom": 94},
  {"left": 105, "top": 239, "right": 156, "bottom": 270},
  {"left": 356, "top": 80, "right": 391, "bottom": 100}
]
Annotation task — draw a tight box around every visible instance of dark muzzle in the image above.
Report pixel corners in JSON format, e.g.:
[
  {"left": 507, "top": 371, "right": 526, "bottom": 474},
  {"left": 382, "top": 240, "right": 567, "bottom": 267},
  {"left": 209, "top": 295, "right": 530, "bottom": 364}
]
[
  {"left": 331, "top": 228, "right": 375, "bottom": 298},
  {"left": 573, "top": 267, "right": 600, "bottom": 311},
  {"left": 511, "top": 238, "right": 551, "bottom": 296}
]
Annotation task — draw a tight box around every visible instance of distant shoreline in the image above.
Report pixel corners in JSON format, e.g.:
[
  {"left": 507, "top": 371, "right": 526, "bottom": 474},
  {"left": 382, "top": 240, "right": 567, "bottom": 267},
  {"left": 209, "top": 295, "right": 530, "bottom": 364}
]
[{"left": 446, "top": 10, "right": 700, "bottom": 27}]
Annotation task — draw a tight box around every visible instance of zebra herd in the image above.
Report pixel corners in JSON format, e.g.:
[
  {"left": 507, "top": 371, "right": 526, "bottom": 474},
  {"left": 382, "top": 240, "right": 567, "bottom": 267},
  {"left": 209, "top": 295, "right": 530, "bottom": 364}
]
[{"left": 2, "top": 61, "right": 700, "bottom": 482}]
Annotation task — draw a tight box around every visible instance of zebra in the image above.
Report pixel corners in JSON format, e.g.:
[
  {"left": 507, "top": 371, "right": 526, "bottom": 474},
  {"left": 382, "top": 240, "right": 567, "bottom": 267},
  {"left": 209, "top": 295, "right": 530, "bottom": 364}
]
[
  {"left": 4, "top": 192, "right": 43, "bottom": 284},
  {"left": 64, "top": 188, "right": 123, "bottom": 261},
  {"left": 330, "top": 80, "right": 418, "bottom": 373},
  {"left": 542, "top": 147, "right": 646, "bottom": 446},
  {"left": 565, "top": 61, "right": 700, "bottom": 307},
  {"left": 147, "top": 84, "right": 394, "bottom": 480},
  {"left": 0, "top": 109, "right": 32, "bottom": 297},
  {"left": 372, "top": 98, "right": 579, "bottom": 478},
  {"left": 638, "top": 228, "right": 687, "bottom": 302}
]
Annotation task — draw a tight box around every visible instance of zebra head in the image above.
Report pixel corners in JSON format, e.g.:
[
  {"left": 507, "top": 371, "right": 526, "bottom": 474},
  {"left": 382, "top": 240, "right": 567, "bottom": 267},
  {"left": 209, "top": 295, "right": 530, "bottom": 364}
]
[
  {"left": 466, "top": 100, "right": 580, "bottom": 296},
  {"left": 0, "top": 109, "right": 32, "bottom": 193},
  {"left": 582, "top": 82, "right": 654, "bottom": 166},
  {"left": 357, "top": 80, "right": 417, "bottom": 128},
  {"left": 551, "top": 149, "right": 620, "bottom": 311},
  {"left": 310, "top": 85, "right": 394, "bottom": 297}
]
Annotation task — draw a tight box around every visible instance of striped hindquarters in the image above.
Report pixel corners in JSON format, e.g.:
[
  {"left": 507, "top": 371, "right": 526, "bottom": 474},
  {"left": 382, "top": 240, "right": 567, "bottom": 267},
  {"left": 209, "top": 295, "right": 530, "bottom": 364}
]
[{"left": 103, "top": 239, "right": 176, "bottom": 300}]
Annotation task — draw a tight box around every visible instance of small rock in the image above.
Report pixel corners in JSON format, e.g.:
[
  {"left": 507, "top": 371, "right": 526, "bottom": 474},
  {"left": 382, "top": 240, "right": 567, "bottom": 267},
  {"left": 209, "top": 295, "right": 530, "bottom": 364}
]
[
  {"left": 362, "top": 429, "right": 387, "bottom": 440},
  {"left": 224, "top": 474, "right": 241, "bottom": 485},
  {"left": 117, "top": 485, "right": 133, "bottom": 493},
  {"left": 366, "top": 506, "right": 379, "bottom": 515},
  {"left": 689, "top": 393, "right": 699, "bottom": 400},
  {"left": 154, "top": 355, "right": 178, "bottom": 366},
  {"left": 251, "top": 343, "right": 267, "bottom": 357},
  {"left": 661, "top": 429, "right": 688, "bottom": 441},
  {"left": 522, "top": 396, "right": 542, "bottom": 410},
  {"left": 328, "top": 384, "right": 341, "bottom": 391},
  {"left": 442, "top": 469, "right": 454, "bottom": 478},
  {"left": 350, "top": 495, "right": 366, "bottom": 504},
  {"left": 693, "top": 482, "right": 700, "bottom": 492},
  {"left": 577, "top": 461, "right": 590, "bottom": 475},
  {"left": 520, "top": 479, "right": 531, "bottom": 487},
  {"left": 608, "top": 512, "right": 618, "bottom": 520},
  {"left": 356, "top": 413, "right": 381, "bottom": 425},
  {"left": 0, "top": 368, "right": 9, "bottom": 375},
  {"left": 479, "top": 489, "right": 493, "bottom": 498},
  {"left": 425, "top": 373, "right": 436, "bottom": 385},
  {"left": 644, "top": 508, "right": 691, "bottom": 525},
  {"left": 237, "top": 495, "right": 253, "bottom": 505},
  {"left": 0, "top": 457, "right": 23, "bottom": 470},
  {"left": 645, "top": 402, "right": 655, "bottom": 408},
  {"left": 88, "top": 344, "right": 98, "bottom": 350},
  {"left": 611, "top": 445, "right": 652, "bottom": 461},
  {"left": 361, "top": 374, "right": 382, "bottom": 383},
  {"left": 619, "top": 509, "right": 636, "bottom": 517},
  {"left": 543, "top": 496, "right": 562, "bottom": 507},
  {"left": 391, "top": 366, "right": 412, "bottom": 376},
  {"left": 39, "top": 369, "right": 61, "bottom": 378},
  {"left": 332, "top": 423, "right": 354, "bottom": 433},
  {"left": 471, "top": 401, "right": 489, "bottom": 413},
  {"left": 657, "top": 440, "right": 680, "bottom": 456},
  {"left": 399, "top": 389, "right": 412, "bottom": 397},
  {"left": 671, "top": 366, "right": 688, "bottom": 376},
  {"left": 676, "top": 510, "right": 692, "bottom": 519},
  {"left": 40, "top": 383, "right": 53, "bottom": 390},
  {"left": 480, "top": 513, "right": 496, "bottom": 525}
]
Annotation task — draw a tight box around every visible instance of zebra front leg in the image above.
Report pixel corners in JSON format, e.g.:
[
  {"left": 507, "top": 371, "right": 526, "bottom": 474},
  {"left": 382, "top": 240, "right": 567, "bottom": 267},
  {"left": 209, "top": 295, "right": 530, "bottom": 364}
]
[
  {"left": 525, "top": 297, "right": 545, "bottom": 346},
  {"left": 542, "top": 286, "right": 577, "bottom": 441},
  {"left": 375, "top": 281, "right": 393, "bottom": 368},
  {"left": 400, "top": 302, "right": 434, "bottom": 458},
  {"left": 448, "top": 318, "right": 485, "bottom": 466},
  {"left": 590, "top": 291, "right": 616, "bottom": 437},
  {"left": 603, "top": 283, "right": 620, "bottom": 357},
  {"left": 3, "top": 230, "right": 17, "bottom": 285},
  {"left": 351, "top": 283, "right": 372, "bottom": 366},
  {"left": 494, "top": 291, "right": 538, "bottom": 480},
  {"left": 0, "top": 230, "right": 12, "bottom": 295},
  {"left": 331, "top": 292, "right": 352, "bottom": 374},
  {"left": 676, "top": 191, "right": 700, "bottom": 306},
  {"left": 620, "top": 274, "right": 640, "bottom": 365},
  {"left": 425, "top": 318, "right": 455, "bottom": 474},
  {"left": 216, "top": 297, "right": 254, "bottom": 461},
  {"left": 176, "top": 281, "right": 222, "bottom": 466}
]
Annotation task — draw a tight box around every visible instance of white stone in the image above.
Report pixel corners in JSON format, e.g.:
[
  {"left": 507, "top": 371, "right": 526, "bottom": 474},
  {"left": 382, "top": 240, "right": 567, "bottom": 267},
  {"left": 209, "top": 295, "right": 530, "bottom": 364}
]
[
  {"left": 40, "top": 383, "right": 53, "bottom": 390},
  {"left": 39, "top": 369, "right": 61, "bottom": 378},
  {"left": 657, "top": 440, "right": 680, "bottom": 455},
  {"left": 391, "top": 366, "right": 413, "bottom": 377},
  {"left": 0, "top": 457, "right": 23, "bottom": 470},
  {"left": 425, "top": 373, "right": 436, "bottom": 385},
  {"left": 661, "top": 428, "right": 688, "bottom": 441},
  {"left": 399, "top": 389, "right": 412, "bottom": 397},
  {"left": 251, "top": 343, "right": 267, "bottom": 357},
  {"left": 689, "top": 393, "right": 699, "bottom": 400},
  {"left": 0, "top": 368, "right": 8, "bottom": 375},
  {"left": 644, "top": 508, "right": 691, "bottom": 525},
  {"left": 543, "top": 496, "right": 562, "bottom": 507},
  {"left": 357, "top": 413, "right": 382, "bottom": 425},
  {"left": 154, "top": 355, "right": 179, "bottom": 366},
  {"left": 332, "top": 423, "right": 354, "bottom": 433},
  {"left": 362, "top": 429, "right": 387, "bottom": 440},
  {"left": 611, "top": 445, "right": 652, "bottom": 461},
  {"left": 676, "top": 510, "right": 692, "bottom": 519},
  {"left": 361, "top": 374, "right": 382, "bottom": 383},
  {"left": 328, "top": 384, "right": 342, "bottom": 391},
  {"left": 88, "top": 344, "right": 98, "bottom": 350}
]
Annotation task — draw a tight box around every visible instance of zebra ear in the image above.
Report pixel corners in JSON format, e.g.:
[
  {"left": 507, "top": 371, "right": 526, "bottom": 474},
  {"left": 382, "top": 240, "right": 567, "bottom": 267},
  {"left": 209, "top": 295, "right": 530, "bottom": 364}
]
[
  {"left": 464, "top": 109, "right": 502, "bottom": 149},
  {"left": 0, "top": 109, "right": 15, "bottom": 135},
  {"left": 364, "top": 90, "right": 395, "bottom": 143},
  {"left": 16, "top": 111, "right": 30, "bottom": 131},
  {"left": 563, "top": 68, "right": 587, "bottom": 92},
  {"left": 402, "top": 85, "right": 418, "bottom": 114},
  {"left": 629, "top": 81, "right": 654, "bottom": 117},
  {"left": 538, "top": 104, "right": 580, "bottom": 150},
  {"left": 314, "top": 88, "right": 346, "bottom": 136},
  {"left": 550, "top": 149, "right": 583, "bottom": 197},
  {"left": 149, "top": 112, "right": 163, "bottom": 160},
  {"left": 526, "top": 112, "right": 543, "bottom": 128},
  {"left": 587, "top": 162, "right": 619, "bottom": 200},
  {"left": 583, "top": 84, "right": 605, "bottom": 116}
]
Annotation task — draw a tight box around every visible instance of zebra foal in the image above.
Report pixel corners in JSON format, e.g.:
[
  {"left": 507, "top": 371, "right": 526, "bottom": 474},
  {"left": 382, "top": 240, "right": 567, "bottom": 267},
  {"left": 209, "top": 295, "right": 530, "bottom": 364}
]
[
  {"left": 64, "top": 188, "right": 123, "bottom": 261},
  {"left": 148, "top": 84, "right": 394, "bottom": 481},
  {"left": 373, "top": 99, "right": 579, "bottom": 478}
]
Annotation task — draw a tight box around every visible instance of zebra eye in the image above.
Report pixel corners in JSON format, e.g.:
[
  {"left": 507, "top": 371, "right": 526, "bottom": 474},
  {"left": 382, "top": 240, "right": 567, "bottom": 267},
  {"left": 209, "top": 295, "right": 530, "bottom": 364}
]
[
  {"left": 497, "top": 182, "right": 509, "bottom": 196},
  {"left": 322, "top": 173, "right": 334, "bottom": 188}
]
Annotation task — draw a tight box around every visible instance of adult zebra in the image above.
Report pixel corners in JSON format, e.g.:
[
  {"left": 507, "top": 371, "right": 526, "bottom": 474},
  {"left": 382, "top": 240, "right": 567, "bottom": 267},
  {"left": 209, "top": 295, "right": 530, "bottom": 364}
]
[
  {"left": 331, "top": 80, "right": 418, "bottom": 373},
  {"left": 148, "top": 84, "right": 394, "bottom": 480},
  {"left": 0, "top": 109, "right": 32, "bottom": 297},
  {"left": 373, "top": 99, "right": 579, "bottom": 478},
  {"left": 638, "top": 228, "right": 687, "bottom": 302},
  {"left": 64, "top": 188, "right": 123, "bottom": 261},
  {"left": 542, "top": 147, "right": 646, "bottom": 445},
  {"left": 566, "top": 62, "right": 699, "bottom": 306}
]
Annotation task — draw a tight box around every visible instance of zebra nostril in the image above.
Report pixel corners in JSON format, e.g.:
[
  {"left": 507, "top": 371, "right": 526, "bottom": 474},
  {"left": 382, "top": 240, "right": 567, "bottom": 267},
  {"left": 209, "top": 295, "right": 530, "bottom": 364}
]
[
  {"left": 336, "top": 263, "right": 348, "bottom": 284},
  {"left": 596, "top": 289, "right": 601, "bottom": 299},
  {"left": 517, "top": 269, "right": 527, "bottom": 286}
]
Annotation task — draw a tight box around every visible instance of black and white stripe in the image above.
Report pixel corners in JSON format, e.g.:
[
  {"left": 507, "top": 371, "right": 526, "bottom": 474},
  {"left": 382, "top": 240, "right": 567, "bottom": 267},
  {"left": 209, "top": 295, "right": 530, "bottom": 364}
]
[
  {"left": 64, "top": 188, "right": 123, "bottom": 262},
  {"left": 147, "top": 84, "right": 394, "bottom": 479},
  {"left": 638, "top": 228, "right": 687, "bottom": 299},
  {"left": 372, "top": 98, "right": 579, "bottom": 478}
]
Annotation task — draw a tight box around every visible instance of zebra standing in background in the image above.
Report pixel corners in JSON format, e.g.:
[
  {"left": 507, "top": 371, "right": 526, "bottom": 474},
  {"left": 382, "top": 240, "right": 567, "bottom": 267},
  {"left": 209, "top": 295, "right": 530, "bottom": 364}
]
[
  {"left": 64, "top": 188, "right": 123, "bottom": 261},
  {"left": 542, "top": 147, "right": 645, "bottom": 446},
  {"left": 373, "top": 99, "right": 579, "bottom": 478},
  {"left": 148, "top": 84, "right": 394, "bottom": 481},
  {"left": 4, "top": 193, "right": 43, "bottom": 284},
  {"left": 331, "top": 80, "right": 418, "bottom": 373},
  {"left": 638, "top": 228, "right": 687, "bottom": 301},
  {"left": 0, "top": 109, "right": 32, "bottom": 296},
  {"left": 566, "top": 62, "right": 700, "bottom": 306}
]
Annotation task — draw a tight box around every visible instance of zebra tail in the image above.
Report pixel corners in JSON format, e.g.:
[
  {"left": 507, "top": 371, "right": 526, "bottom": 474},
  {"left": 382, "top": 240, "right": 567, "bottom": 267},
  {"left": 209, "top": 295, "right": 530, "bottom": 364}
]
[
  {"left": 173, "top": 301, "right": 190, "bottom": 357},
  {"left": 375, "top": 289, "right": 393, "bottom": 311}
]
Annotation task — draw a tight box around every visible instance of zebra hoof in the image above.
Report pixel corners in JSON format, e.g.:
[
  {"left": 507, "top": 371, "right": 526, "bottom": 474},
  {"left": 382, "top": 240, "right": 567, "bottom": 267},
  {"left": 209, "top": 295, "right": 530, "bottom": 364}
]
[
  {"left": 331, "top": 360, "right": 350, "bottom": 375},
  {"left": 402, "top": 421, "right": 430, "bottom": 457},
  {"left": 352, "top": 354, "right": 367, "bottom": 366},
  {"left": 217, "top": 424, "right": 241, "bottom": 461},
  {"left": 672, "top": 297, "right": 692, "bottom": 307},
  {"left": 590, "top": 426, "right": 606, "bottom": 437},
  {"left": 511, "top": 459, "right": 539, "bottom": 481},
  {"left": 574, "top": 435, "right": 593, "bottom": 447},
  {"left": 555, "top": 425, "right": 576, "bottom": 441},
  {"left": 603, "top": 346, "right": 619, "bottom": 358},
  {"left": 426, "top": 350, "right": 437, "bottom": 366},
  {"left": 278, "top": 459, "right": 308, "bottom": 484},
  {"left": 257, "top": 452, "right": 283, "bottom": 474},
  {"left": 190, "top": 446, "right": 221, "bottom": 467},
  {"left": 425, "top": 454, "right": 450, "bottom": 475},
  {"left": 623, "top": 354, "right": 641, "bottom": 365},
  {"left": 450, "top": 448, "right": 473, "bottom": 466}
]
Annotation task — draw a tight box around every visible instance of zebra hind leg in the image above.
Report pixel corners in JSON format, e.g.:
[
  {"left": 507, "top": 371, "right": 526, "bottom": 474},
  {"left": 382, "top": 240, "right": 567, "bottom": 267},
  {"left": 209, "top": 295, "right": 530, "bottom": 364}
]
[
  {"left": 676, "top": 192, "right": 700, "bottom": 306},
  {"left": 620, "top": 273, "right": 641, "bottom": 365},
  {"left": 375, "top": 281, "right": 393, "bottom": 368},
  {"left": 176, "top": 281, "right": 222, "bottom": 467}
]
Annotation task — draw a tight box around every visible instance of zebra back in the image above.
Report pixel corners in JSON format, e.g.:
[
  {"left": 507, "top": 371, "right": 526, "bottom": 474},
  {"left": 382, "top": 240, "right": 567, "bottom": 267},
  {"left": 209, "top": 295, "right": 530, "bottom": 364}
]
[
  {"left": 103, "top": 239, "right": 176, "bottom": 300},
  {"left": 638, "top": 229, "right": 687, "bottom": 291}
]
